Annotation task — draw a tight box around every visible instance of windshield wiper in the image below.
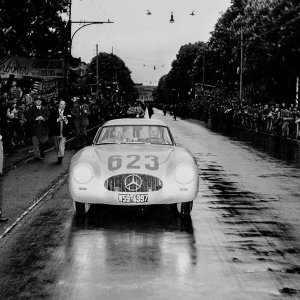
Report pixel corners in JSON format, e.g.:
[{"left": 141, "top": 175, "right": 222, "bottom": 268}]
[
  {"left": 96, "top": 142, "right": 117, "bottom": 145},
  {"left": 120, "top": 142, "right": 146, "bottom": 144}
]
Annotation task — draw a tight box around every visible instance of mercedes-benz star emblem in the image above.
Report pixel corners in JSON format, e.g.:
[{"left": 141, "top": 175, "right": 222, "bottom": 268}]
[{"left": 125, "top": 174, "right": 142, "bottom": 192}]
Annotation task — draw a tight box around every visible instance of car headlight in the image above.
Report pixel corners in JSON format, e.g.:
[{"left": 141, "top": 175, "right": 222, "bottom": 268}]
[
  {"left": 73, "top": 164, "right": 94, "bottom": 184},
  {"left": 174, "top": 164, "right": 195, "bottom": 184}
]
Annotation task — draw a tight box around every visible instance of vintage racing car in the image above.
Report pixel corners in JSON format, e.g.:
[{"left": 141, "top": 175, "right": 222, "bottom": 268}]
[{"left": 68, "top": 118, "right": 199, "bottom": 215}]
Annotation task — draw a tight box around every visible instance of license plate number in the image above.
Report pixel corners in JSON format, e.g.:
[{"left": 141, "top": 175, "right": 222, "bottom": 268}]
[{"left": 118, "top": 194, "right": 148, "bottom": 203}]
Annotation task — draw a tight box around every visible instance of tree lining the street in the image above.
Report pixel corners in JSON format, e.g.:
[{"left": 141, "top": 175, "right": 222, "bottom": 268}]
[
  {"left": 85, "top": 52, "right": 137, "bottom": 102},
  {"left": 155, "top": 0, "right": 300, "bottom": 104},
  {"left": 0, "top": 1, "right": 138, "bottom": 102},
  {"left": 0, "top": 0, "right": 69, "bottom": 58}
]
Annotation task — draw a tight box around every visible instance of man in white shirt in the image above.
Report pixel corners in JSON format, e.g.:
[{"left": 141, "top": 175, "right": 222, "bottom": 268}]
[{"left": 49, "top": 100, "right": 71, "bottom": 164}]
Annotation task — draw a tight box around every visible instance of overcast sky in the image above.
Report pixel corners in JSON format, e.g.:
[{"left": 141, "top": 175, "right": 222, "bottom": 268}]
[{"left": 71, "top": 0, "right": 231, "bottom": 85}]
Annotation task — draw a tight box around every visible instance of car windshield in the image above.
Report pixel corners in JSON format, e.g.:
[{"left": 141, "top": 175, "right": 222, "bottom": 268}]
[{"left": 96, "top": 125, "right": 173, "bottom": 145}]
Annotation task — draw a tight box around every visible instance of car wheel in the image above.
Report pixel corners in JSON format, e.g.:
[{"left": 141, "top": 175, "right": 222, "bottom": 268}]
[
  {"left": 73, "top": 201, "right": 90, "bottom": 215},
  {"left": 176, "top": 201, "right": 193, "bottom": 216}
]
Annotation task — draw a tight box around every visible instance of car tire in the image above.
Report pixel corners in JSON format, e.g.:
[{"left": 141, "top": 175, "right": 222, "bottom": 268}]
[
  {"left": 73, "top": 201, "right": 90, "bottom": 215},
  {"left": 176, "top": 201, "right": 193, "bottom": 216}
]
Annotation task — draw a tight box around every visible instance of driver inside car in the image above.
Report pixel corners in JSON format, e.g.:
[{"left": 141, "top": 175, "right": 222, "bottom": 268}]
[
  {"left": 148, "top": 126, "right": 163, "bottom": 142},
  {"left": 113, "top": 126, "right": 124, "bottom": 143}
]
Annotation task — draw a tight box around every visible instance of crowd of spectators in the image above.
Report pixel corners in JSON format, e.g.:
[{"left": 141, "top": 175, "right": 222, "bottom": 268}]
[
  {"left": 0, "top": 84, "right": 99, "bottom": 153},
  {"left": 172, "top": 88, "right": 300, "bottom": 140},
  {"left": 0, "top": 81, "right": 154, "bottom": 154}
]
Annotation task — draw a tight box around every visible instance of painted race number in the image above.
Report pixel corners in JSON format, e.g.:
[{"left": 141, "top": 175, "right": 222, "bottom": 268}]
[{"left": 108, "top": 155, "right": 159, "bottom": 171}]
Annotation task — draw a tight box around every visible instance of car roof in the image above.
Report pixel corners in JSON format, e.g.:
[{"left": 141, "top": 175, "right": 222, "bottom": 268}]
[{"left": 102, "top": 118, "right": 167, "bottom": 127}]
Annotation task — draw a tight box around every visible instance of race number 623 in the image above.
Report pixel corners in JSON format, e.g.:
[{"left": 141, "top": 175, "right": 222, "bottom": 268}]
[{"left": 108, "top": 155, "right": 159, "bottom": 171}]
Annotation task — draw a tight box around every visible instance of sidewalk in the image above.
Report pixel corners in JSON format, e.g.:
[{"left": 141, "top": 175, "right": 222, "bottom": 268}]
[
  {"left": 0, "top": 146, "right": 76, "bottom": 237},
  {"left": 3, "top": 145, "right": 34, "bottom": 172},
  {"left": 0, "top": 123, "right": 102, "bottom": 238},
  {"left": 2, "top": 121, "right": 103, "bottom": 174}
]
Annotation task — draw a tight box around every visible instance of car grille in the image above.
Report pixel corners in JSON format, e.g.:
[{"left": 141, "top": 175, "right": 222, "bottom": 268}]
[{"left": 104, "top": 174, "right": 163, "bottom": 192}]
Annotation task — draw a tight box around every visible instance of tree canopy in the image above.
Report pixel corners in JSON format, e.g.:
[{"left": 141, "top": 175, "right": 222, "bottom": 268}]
[
  {"left": 0, "top": 0, "right": 69, "bottom": 58},
  {"left": 156, "top": 0, "right": 300, "bottom": 104},
  {"left": 85, "top": 52, "right": 137, "bottom": 102}
]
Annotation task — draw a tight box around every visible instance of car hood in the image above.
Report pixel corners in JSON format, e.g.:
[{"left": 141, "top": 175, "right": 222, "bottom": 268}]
[
  {"left": 72, "top": 144, "right": 176, "bottom": 166},
  {"left": 94, "top": 144, "right": 175, "bottom": 165},
  {"left": 70, "top": 144, "right": 197, "bottom": 180}
]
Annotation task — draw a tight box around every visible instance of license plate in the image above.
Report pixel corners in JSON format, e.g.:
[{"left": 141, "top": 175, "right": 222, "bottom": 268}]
[{"left": 118, "top": 194, "right": 148, "bottom": 203}]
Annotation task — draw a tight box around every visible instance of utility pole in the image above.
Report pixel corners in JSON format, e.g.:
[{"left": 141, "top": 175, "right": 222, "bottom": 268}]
[
  {"left": 68, "top": 0, "right": 72, "bottom": 51},
  {"left": 66, "top": 0, "right": 113, "bottom": 98},
  {"left": 96, "top": 44, "right": 99, "bottom": 99},
  {"left": 65, "top": 0, "right": 72, "bottom": 87},
  {"left": 296, "top": 76, "right": 299, "bottom": 106},
  {"left": 239, "top": 28, "right": 244, "bottom": 104}
]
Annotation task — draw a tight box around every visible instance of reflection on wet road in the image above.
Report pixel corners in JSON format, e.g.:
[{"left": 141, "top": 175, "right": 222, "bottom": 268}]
[
  {"left": 56, "top": 206, "right": 198, "bottom": 300},
  {"left": 0, "top": 111, "right": 300, "bottom": 299}
]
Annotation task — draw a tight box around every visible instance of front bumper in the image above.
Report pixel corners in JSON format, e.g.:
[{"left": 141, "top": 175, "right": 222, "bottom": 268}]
[{"left": 68, "top": 177, "right": 198, "bottom": 206}]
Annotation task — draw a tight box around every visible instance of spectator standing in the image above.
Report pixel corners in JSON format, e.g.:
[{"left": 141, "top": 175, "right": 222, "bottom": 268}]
[
  {"left": 274, "top": 104, "right": 281, "bottom": 136},
  {"left": 0, "top": 133, "right": 3, "bottom": 176},
  {"left": 49, "top": 100, "right": 71, "bottom": 164},
  {"left": 171, "top": 104, "right": 177, "bottom": 120},
  {"left": 266, "top": 107, "right": 275, "bottom": 133},
  {"left": 136, "top": 103, "right": 145, "bottom": 118},
  {"left": 148, "top": 103, "right": 154, "bottom": 119},
  {"left": 6, "top": 102, "right": 18, "bottom": 147},
  {"left": 163, "top": 104, "right": 167, "bottom": 116},
  {"left": 72, "top": 97, "right": 90, "bottom": 148},
  {"left": 17, "top": 103, "right": 27, "bottom": 145},
  {"left": 27, "top": 98, "right": 50, "bottom": 160},
  {"left": 281, "top": 104, "right": 293, "bottom": 138},
  {"left": 9, "top": 81, "right": 23, "bottom": 99},
  {"left": 114, "top": 102, "right": 123, "bottom": 119},
  {"left": 0, "top": 131, "right": 8, "bottom": 222},
  {"left": 295, "top": 106, "right": 300, "bottom": 139}
]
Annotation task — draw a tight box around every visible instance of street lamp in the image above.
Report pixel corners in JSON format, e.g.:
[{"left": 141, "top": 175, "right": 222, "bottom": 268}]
[
  {"left": 66, "top": 20, "right": 114, "bottom": 82},
  {"left": 70, "top": 20, "right": 114, "bottom": 48},
  {"left": 170, "top": 12, "right": 175, "bottom": 23}
]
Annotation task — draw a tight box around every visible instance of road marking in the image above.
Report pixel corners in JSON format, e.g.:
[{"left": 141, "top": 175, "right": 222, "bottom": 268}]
[{"left": 0, "top": 173, "right": 68, "bottom": 241}]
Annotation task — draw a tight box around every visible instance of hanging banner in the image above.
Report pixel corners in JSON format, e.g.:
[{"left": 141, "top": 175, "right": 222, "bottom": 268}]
[
  {"left": 40, "top": 79, "right": 60, "bottom": 100},
  {"left": 31, "top": 79, "right": 60, "bottom": 100},
  {"left": 0, "top": 56, "right": 65, "bottom": 79}
]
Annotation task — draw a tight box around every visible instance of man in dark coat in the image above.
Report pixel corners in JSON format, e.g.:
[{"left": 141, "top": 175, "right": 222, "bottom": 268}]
[
  {"left": 71, "top": 97, "right": 90, "bottom": 148},
  {"left": 27, "top": 98, "right": 49, "bottom": 160},
  {"left": 49, "top": 100, "right": 71, "bottom": 164},
  {"left": 147, "top": 103, "right": 154, "bottom": 119},
  {"left": 163, "top": 104, "right": 167, "bottom": 116},
  {"left": 171, "top": 104, "right": 177, "bottom": 121}
]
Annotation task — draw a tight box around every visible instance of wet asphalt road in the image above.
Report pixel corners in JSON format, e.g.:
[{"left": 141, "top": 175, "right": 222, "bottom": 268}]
[{"left": 0, "top": 110, "right": 300, "bottom": 299}]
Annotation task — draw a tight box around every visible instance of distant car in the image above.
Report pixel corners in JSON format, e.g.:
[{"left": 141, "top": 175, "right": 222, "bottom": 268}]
[{"left": 68, "top": 118, "right": 199, "bottom": 215}]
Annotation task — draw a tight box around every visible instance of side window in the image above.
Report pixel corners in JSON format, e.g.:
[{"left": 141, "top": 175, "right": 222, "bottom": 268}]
[
  {"left": 162, "top": 128, "right": 172, "bottom": 144},
  {"left": 97, "top": 128, "right": 107, "bottom": 143}
]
